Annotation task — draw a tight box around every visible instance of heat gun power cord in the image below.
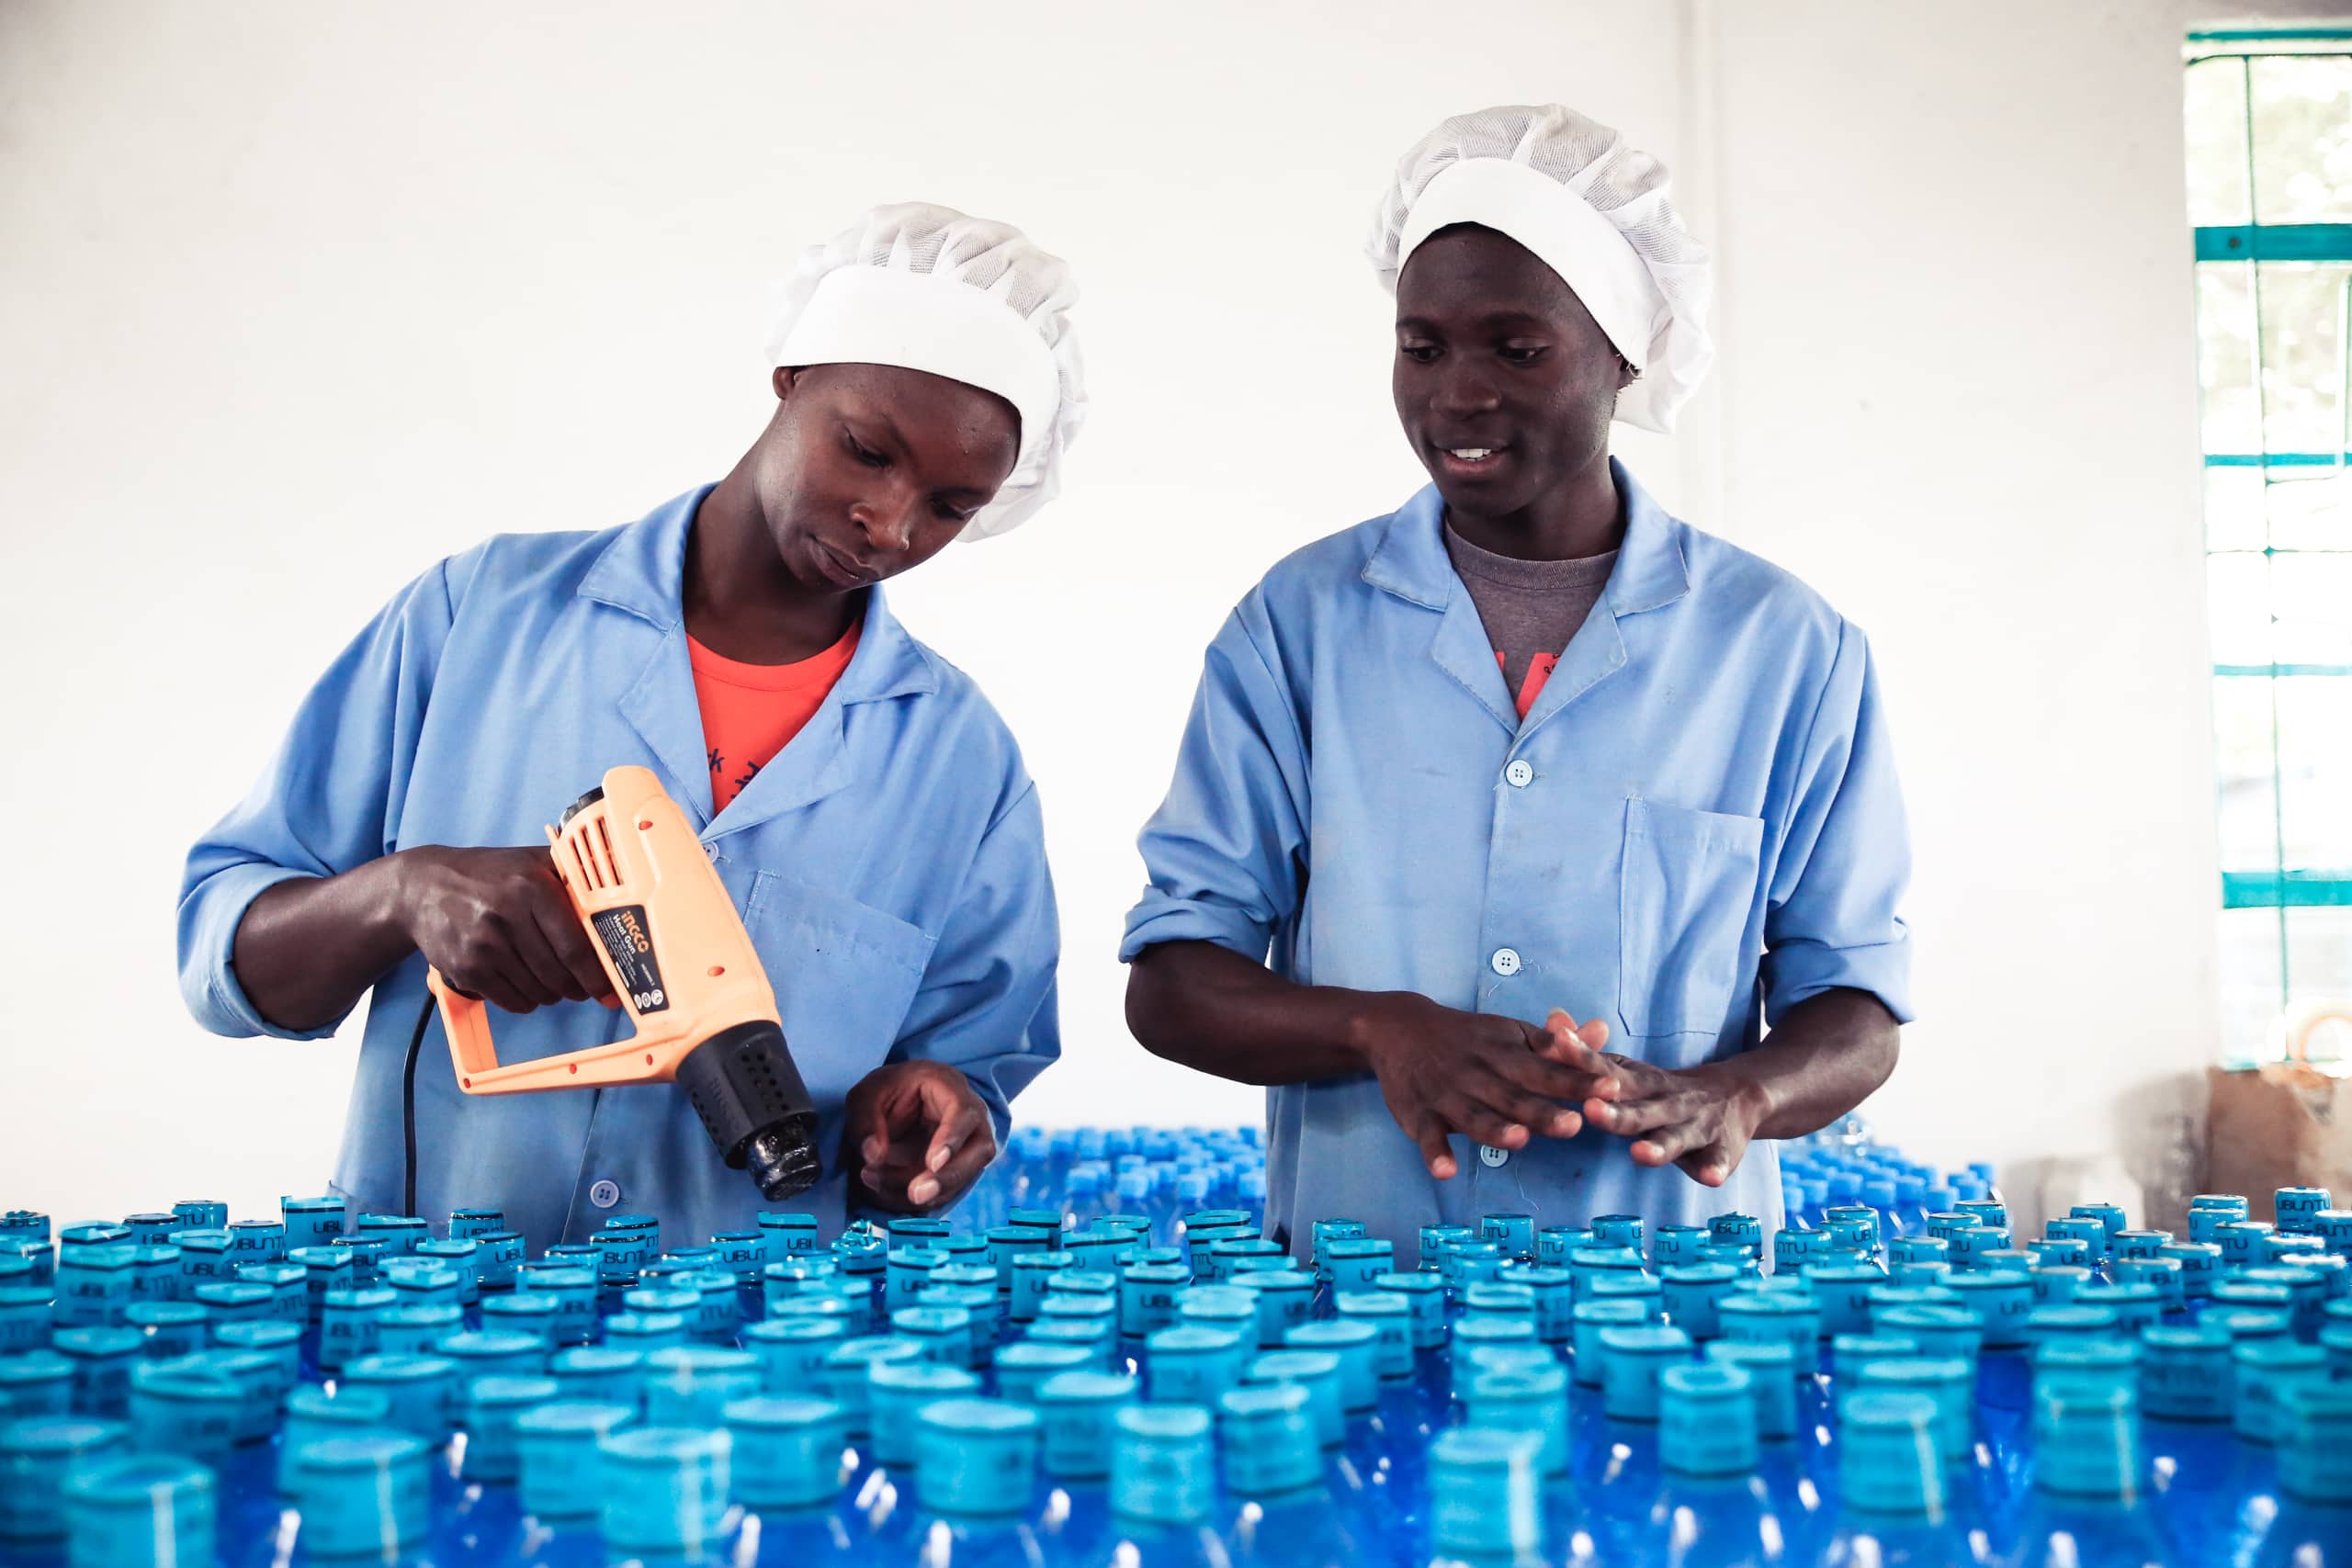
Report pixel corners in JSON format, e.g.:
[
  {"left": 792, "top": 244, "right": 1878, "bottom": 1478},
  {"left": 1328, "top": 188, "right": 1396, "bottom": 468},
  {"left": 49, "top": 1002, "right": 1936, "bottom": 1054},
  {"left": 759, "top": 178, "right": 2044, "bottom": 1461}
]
[{"left": 401, "top": 991, "right": 435, "bottom": 1219}]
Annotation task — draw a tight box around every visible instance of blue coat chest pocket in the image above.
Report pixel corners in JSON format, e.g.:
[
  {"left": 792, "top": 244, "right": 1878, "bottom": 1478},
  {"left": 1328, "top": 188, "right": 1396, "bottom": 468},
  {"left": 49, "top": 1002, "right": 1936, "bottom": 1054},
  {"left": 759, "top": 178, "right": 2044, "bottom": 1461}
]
[
  {"left": 1617, "top": 799, "right": 1765, "bottom": 1039},
  {"left": 743, "top": 871, "right": 936, "bottom": 1104}
]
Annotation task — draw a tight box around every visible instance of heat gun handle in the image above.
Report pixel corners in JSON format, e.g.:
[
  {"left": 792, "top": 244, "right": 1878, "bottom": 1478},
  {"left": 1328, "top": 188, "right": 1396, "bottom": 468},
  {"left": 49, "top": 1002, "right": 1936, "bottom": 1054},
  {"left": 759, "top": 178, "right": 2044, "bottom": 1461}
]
[{"left": 426, "top": 966, "right": 500, "bottom": 1080}]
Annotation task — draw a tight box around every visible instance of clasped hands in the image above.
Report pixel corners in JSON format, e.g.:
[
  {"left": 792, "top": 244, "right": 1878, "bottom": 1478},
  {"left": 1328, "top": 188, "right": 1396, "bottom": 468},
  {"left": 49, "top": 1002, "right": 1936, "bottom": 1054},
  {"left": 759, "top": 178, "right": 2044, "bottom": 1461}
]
[{"left": 1354, "top": 995, "right": 1766, "bottom": 1189}]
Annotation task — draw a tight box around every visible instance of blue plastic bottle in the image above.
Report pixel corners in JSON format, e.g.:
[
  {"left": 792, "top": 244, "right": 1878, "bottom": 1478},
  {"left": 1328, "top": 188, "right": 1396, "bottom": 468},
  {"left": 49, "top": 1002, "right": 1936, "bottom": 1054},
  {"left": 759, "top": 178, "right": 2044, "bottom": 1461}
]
[
  {"left": 1032, "top": 1369, "right": 1139, "bottom": 1560},
  {"left": 61, "top": 1452, "right": 214, "bottom": 1568},
  {"left": 1216, "top": 1382, "right": 1363, "bottom": 1567},
  {"left": 2246, "top": 1383, "right": 2352, "bottom": 1565},
  {"left": 512, "top": 1399, "right": 636, "bottom": 1565},
  {"left": 1426, "top": 1426, "right": 1545, "bottom": 1566},
  {"left": 898, "top": 1397, "right": 1047, "bottom": 1568},
  {"left": 1641, "top": 1361, "right": 1787, "bottom": 1568},
  {"left": 726, "top": 1395, "right": 865, "bottom": 1566},
  {"left": 598, "top": 1424, "right": 737, "bottom": 1565},
  {"left": 1083, "top": 1404, "right": 1224, "bottom": 1566},
  {"left": 2005, "top": 1378, "right": 2169, "bottom": 1567},
  {"left": 1815, "top": 1390, "right": 1982, "bottom": 1566}
]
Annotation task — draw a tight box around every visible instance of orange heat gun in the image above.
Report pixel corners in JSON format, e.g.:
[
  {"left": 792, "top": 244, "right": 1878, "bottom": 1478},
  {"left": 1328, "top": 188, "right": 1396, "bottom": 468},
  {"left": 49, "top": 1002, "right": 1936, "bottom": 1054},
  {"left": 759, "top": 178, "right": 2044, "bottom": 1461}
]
[{"left": 424, "top": 764, "right": 822, "bottom": 1200}]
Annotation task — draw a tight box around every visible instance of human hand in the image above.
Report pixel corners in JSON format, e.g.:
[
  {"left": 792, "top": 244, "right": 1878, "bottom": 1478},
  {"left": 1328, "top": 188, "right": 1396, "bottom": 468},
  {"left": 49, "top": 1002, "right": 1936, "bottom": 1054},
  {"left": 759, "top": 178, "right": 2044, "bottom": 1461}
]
[
  {"left": 1352, "top": 993, "right": 1613, "bottom": 1179},
  {"left": 842, "top": 1060, "right": 997, "bottom": 1213},
  {"left": 398, "top": 845, "right": 616, "bottom": 1013},
  {"left": 1553, "top": 1013, "right": 1767, "bottom": 1187}
]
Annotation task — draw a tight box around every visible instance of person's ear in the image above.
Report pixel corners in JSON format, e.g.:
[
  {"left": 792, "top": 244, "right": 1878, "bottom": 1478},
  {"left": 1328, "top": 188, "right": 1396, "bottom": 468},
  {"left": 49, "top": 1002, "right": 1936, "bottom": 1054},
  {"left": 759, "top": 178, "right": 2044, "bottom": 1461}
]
[
  {"left": 1616, "top": 355, "right": 1640, "bottom": 392},
  {"left": 772, "top": 366, "right": 801, "bottom": 401}
]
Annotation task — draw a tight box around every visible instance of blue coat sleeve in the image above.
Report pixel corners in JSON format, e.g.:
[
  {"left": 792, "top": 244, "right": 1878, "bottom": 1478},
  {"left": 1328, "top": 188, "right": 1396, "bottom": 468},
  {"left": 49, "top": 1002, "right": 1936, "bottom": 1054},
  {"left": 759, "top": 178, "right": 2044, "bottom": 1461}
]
[
  {"left": 1121, "top": 603, "right": 1311, "bottom": 964},
  {"left": 176, "top": 559, "right": 461, "bottom": 1041},
  {"left": 889, "top": 780, "right": 1061, "bottom": 1145},
  {"left": 1758, "top": 620, "right": 1916, "bottom": 1027}
]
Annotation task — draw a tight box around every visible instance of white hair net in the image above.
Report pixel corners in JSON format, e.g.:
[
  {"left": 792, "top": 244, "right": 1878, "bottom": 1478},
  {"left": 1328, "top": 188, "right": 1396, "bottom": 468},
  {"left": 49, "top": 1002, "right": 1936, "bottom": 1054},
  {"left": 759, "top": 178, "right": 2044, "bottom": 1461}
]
[
  {"left": 766, "top": 202, "right": 1086, "bottom": 540},
  {"left": 1366, "top": 105, "right": 1713, "bottom": 434}
]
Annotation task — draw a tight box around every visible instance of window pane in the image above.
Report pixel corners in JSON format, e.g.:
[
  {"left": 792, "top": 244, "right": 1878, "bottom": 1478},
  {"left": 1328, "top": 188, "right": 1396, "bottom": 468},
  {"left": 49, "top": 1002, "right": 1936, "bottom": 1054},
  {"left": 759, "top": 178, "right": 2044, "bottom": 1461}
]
[
  {"left": 2188, "top": 56, "right": 2255, "bottom": 226},
  {"left": 2198, "top": 264, "right": 2262, "bottom": 454},
  {"left": 2250, "top": 54, "right": 2352, "bottom": 223},
  {"left": 2255, "top": 262, "right": 2349, "bottom": 457},
  {"left": 2285, "top": 907, "right": 2352, "bottom": 1066},
  {"left": 2272, "top": 551, "right": 2352, "bottom": 666},
  {"left": 2275, "top": 674, "right": 2352, "bottom": 867},
  {"left": 2212, "top": 674, "right": 2281, "bottom": 871},
  {"left": 2205, "top": 467, "right": 2268, "bottom": 551},
  {"left": 2207, "top": 552, "right": 2273, "bottom": 666},
  {"left": 2219, "top": 907, "right": 2287, "bottom": 1057},
  {"left": 2266, "top": 467, "right": 2352, "bottom": 551}
]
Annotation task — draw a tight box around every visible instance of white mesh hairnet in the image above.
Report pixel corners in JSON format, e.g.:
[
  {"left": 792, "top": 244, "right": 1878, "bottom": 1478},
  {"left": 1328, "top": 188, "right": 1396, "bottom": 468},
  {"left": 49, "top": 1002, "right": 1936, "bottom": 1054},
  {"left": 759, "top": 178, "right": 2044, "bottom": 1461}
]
[
  {"left": 766, "top": 202, "right": 1086, "bottom": 540},
  {"left": 1366, "top": 105, "right": 1712, "bottom": 434}
]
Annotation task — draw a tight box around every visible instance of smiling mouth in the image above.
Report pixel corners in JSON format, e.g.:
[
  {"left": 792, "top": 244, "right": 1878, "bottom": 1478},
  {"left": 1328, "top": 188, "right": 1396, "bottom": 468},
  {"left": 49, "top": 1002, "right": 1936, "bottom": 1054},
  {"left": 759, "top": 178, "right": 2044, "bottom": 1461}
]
[{"left": 1434, "top": 444, "right": 1510, "bottom": 476}]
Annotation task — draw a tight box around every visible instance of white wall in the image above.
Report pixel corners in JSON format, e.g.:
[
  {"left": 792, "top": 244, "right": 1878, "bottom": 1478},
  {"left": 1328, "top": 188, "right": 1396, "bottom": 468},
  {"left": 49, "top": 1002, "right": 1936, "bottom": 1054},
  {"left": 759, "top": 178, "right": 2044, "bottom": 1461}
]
[{"left": 0, "top": 0, "right": 2253, "bottom": 1229}]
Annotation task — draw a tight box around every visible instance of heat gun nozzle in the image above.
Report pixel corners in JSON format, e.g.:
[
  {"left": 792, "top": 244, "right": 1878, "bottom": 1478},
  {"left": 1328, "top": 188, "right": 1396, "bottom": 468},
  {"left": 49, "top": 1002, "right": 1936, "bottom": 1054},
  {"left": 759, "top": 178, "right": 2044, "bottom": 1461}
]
[
  {"left": 678, "top": 1020, "right": 822, "bottom": 1201},
  {"left": 746, "top": 1125, "right": 822, "bottom": 1201}
]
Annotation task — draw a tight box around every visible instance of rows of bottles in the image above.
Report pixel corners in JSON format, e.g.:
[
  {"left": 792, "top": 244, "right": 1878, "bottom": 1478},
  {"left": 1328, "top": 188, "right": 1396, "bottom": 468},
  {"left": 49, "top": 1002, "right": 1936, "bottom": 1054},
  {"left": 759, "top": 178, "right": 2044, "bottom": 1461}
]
[{"left": 1, "top": 1128, "right": 2349, "bottom": 1563}]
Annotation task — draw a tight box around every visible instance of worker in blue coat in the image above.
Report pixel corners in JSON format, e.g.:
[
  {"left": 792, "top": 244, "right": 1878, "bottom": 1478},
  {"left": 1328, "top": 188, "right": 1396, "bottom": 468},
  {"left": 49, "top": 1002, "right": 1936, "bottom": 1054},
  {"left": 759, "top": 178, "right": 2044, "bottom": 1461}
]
[
  {"left": 180, "top": 204, "right": 1084, "bottom": 1250},
  {"left": 1124, "top": 107, "right": 1913, "bottom": 1262}
]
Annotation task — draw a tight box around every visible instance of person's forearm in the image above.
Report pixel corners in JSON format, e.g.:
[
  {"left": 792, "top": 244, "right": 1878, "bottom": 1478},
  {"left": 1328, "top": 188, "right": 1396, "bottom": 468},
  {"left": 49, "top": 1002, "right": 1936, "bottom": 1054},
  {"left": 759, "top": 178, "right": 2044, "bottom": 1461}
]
[
  {"left": 1702, "top": 987, "right": 1900, "bottom": 1141},
  {"left": 232, "top": 855, "right": 417, "bottom": 1032},
  {"left": 1125, "top": 940, "right": 1380, "bottom": 1085}
]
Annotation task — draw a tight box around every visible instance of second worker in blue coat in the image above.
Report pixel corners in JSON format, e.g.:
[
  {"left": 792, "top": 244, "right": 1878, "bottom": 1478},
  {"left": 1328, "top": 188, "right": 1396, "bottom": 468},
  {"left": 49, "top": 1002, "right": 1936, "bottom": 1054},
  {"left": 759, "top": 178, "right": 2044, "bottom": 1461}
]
[{"left": 1124, "top": 106, "right": 1915, "bottom": 1262}]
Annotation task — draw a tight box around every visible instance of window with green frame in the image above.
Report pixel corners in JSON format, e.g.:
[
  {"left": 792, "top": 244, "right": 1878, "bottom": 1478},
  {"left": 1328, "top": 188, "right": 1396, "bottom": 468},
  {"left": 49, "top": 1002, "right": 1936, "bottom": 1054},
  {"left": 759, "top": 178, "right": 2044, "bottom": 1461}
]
[{"left": 2185, "top": 29, "right": 2352, "bottom": 1062}]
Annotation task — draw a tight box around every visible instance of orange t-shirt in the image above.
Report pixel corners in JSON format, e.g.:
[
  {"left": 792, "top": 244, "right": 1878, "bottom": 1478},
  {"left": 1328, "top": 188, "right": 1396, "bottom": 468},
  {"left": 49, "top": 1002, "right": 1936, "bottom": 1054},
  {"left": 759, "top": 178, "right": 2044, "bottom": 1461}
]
[{"left": 688, "top": 621, "right": 861, "bottom": 812}]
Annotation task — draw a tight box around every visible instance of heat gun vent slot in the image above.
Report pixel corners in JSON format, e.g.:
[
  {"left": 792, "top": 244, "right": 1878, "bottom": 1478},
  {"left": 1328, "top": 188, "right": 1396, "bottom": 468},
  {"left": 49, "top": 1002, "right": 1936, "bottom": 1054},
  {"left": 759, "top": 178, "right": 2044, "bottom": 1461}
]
[
  {"left": 594, "top": 818, "right": 624, "bottom": 889},
  {"left": 561, "top": 822, "right": 616, "bottom": 893}
]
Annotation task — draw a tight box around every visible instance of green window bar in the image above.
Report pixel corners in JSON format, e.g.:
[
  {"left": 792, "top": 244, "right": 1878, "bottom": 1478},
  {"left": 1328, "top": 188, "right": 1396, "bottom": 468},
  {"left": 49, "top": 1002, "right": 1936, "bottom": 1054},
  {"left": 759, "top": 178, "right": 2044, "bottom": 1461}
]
[
  {"left": 2186, "top": 43, "right": 2352, "bottom": 1060},
  {"left": 2195, "top": 223, "right": 2352, "bottom": 261}
]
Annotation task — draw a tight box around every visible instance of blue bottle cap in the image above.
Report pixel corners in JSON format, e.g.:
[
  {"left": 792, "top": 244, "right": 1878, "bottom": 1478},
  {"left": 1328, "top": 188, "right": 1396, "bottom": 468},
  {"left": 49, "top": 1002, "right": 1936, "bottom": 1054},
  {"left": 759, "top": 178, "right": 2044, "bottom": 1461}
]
[
  {"left": 459, "top": 1374, "right": 560, "bottom": 1483},
  {"left": 868, "top": 1360, "right": 981, "bottom": 1466},
  {"left": 468, "top": 1372, "right": 559, "bottom": 1414},
  {"left": 1597, "top": 1323, "right": 1693, "bottom": 1421},
  {"left": 125, "top": 1361, "right": 244, "bottom": 1461},
  {"left": 819, "top": 1337, "right": 927, "bottom": 1434},
  {"left": 1463, "top": 1363, "right": 1570, "bottom": 1476},
  {"left": 912, "top": 1398, "right": 1039, "bottom": 1515},
  {"left": 514, "top": 1400, "right": 636, "bottom": 1518},
  {"left": 642, "top": 1345, "right": 762, "bottom": 1427},
  {"left": 2231, "top": 1338, "right": 2328, "bottom": 1444},
  {"left": 1284, "top": 1318, "right": 1379, "bottom": 1412},
  {"left": 1838, "top": 1390, "right": 1946, "bottom": 1516},
  {"left": 287, "top": 1431, "right": 430, "bottom": 1555},
  {"left": 62, "top": 1453, "right": 214, "bottom": 1568},
  {"left": 1035, "top": 1370, "right": 1139, "bottom": 1478},
  {"left": 1216, "top": 1382, "right": 1321, "bottom": 1495},
  {"left": 1833, "top": 1333, "right": 1921, "bottom": 1382},
  {"left": 1855, "top": 1357, "right": 1973, "bottom": 1461},
  {"left": 2137, "top": 1325, "right": 2232, "bottom": 1421},
  {"left": 1940, "top": 1270, "right": 2034, "bottom": 1347},
  {"left": 340, "top": 1352, "right": 457, "bottom": 1439},
  {"left": 1245, "top": 1349, "right": 1343, "bottom": 1449},
  {"left": 596, "top": 1425, "right": 730, "bottom": 1553},
  {"left": 724, "top": 1394, "right": 846, "bottom": 1508},
  {"left": 2278, "top": 1383, "right": 2352, "bottom": 1504},
  {"left": 2199, "top": 1305, "right": 2291, "bottom": 1342},
  {"left": 1428, "top": 1427, "right": 1544, "bottom": 1559},
  {"left": 1452, "top": 1314, "right": 1538, "bottom": 1380},
  {"left": 2032, "top": 1378, "right": 2140, "bottom": 1498},
  {"left": 1659, "top": 1362, "right": 1756, "bottom": 1476},
  {"left": 2026, "top": 1303, "right": 2120, "bottom": 1345},
  {"left": 1110, "top": 1403, "right": 1214, "bottom": 1524},
  {"left": 0, "top": 1416, "right": 127, "bottom": 1539}
]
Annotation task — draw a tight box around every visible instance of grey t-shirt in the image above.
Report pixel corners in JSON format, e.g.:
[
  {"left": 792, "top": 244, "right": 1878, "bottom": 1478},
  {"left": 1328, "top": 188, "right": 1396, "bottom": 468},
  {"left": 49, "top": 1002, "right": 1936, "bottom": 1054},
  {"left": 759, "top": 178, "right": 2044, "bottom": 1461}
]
[{"left": 1443, "top": 523, "right": 1619, "bottom": 715}]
